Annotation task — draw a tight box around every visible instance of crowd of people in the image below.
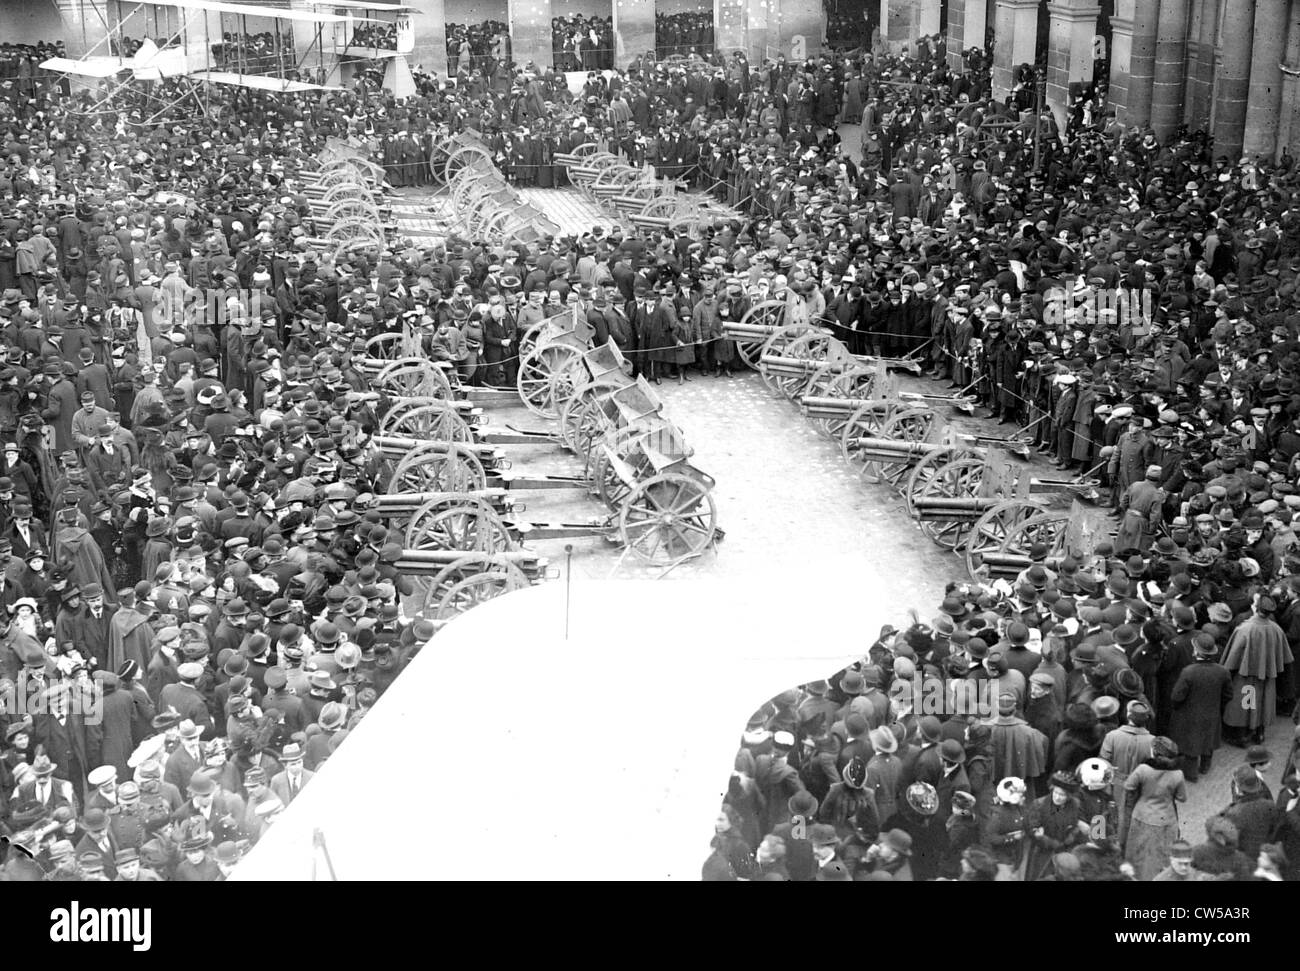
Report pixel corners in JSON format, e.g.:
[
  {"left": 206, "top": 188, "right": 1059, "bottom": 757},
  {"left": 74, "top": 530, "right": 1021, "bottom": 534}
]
[
  {"left": 655, "top": 11, "right": 714, "bottom": 59},
  {"left": 445, "top": 21, "right": 510, "bottom": 75},
  {"left": 551, "top": 14, "right": 613, "bottom": 72},
  {"left": 0, "top": 41, "right": 67, "bottom": 100},
  {"left": 210, "top": 31, "right": 300, "bottom": 74},
  {"left": 3, "top": 8, "right": 1300, "bottom": 883},
  {"left": 714, "top": 564, "right": 1300, "bottom": 880}
]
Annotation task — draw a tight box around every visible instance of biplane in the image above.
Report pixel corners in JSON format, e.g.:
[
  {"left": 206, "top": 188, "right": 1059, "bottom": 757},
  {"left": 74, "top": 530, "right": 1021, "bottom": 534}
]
[{"left": 41, "top": 0, "right": 423, "bottom": 124}]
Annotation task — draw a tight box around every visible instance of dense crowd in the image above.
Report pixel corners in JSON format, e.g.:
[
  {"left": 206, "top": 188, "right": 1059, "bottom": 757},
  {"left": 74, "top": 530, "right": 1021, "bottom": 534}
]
[
  {"left": 655, "top": 11, "right": 714, "bottom": 59},
  {"left": 210, "top": 32, "right": 300, "bottom": 74},
  {"left": 0, "top": 41, "right": 66, "bottom": 99},
  {"left": 3, "top": 11, "right": 1300, "bottom": 883},
  {"left": 714, "top": 566, "right": 1299, "bottom": 880},
  {"left": 551, "top": 14, "right": 613, "bottom": 72},
  {"left": 445, "top": 21, "right": 510, "bottom": 75}
]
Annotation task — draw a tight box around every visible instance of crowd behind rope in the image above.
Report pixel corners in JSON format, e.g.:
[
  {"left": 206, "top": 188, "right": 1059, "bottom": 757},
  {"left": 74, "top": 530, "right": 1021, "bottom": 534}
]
[
  {"left": 0, "top": 20, "right": 1297, "bottom": 882},
  {"left": 713, "top": 565, "right": 1300, "bottom": 881}
]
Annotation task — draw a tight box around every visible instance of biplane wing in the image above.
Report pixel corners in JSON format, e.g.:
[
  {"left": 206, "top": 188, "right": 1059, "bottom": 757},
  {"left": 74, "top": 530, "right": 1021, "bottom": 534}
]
[
  {"left": 144, "top": 0, "right": 358, "bottom": 25},
  {"left": 39, "top": 56, "right": 131, "bottom": 78},
  {"left": 191, "top": 70, "right": 341, "bottom": 92},
  {"left": 306, "top": 0, "right": 422, "bottom": 12},
  {"left": 41, "top": 0, "right": 414, "bottom": 111}
]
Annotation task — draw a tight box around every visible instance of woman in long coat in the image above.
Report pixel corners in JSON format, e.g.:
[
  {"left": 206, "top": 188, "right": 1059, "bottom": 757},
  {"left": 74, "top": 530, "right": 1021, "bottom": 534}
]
[
  {"left": 1221, "top": 599, "right": 1294, "bottom": 744},
  {"left": 840, "top": 72, "right": 864, "bottom": 124},
  {"left": 1121, "top": 738, "right": 1186, "bottom": 880}
]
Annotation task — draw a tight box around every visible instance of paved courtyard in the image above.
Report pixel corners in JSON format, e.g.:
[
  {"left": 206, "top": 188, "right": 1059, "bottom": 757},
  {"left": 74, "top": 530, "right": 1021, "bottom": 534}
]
[{"left": 394, "top": 176, "right": 1296, "bottom": 835}]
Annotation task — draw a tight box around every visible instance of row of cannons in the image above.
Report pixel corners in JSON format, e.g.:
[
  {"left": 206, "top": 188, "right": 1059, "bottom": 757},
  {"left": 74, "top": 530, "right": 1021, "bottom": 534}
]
[
  {"left": 291, "top": 138, "right": 721, "bottom": 630},
  {"left": 721, "top": 307, "right": 1116, "bottom": 581},
  {"left": 426, "top": 132, "right": 563, "bottom": 245},
  {"left": 552, "top": 143, "right": 741, "bottom": 237},
  {"left": 297, "top": 151, "right": 396, "bottom": 259},
  {"left": 335, "top": 313, "right": 720, "bottom": 629}
]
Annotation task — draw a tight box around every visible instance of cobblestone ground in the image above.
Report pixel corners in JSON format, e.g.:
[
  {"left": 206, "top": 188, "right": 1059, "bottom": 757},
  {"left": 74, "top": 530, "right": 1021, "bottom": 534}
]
[{"left": 395, "top": 178, "right": 1295, "bottom": 840}]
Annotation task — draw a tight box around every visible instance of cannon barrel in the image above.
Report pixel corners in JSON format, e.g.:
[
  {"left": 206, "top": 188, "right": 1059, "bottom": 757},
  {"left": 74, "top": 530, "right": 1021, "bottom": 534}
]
[
  {"left": 799, "top": 396, "right": 877, "bottom": 417},
  {"left": 369, "top": 489, "right": 514, "bottom": 516},
  {"left": 394, "top": 549, "right": 547, "bottom": 577},
  {"left": 373, "top": 436, "right": 503, "bottom": 462},
  {"left": 910, "top": 497, "right": 1005, "bottom": 521},
  {"left": 847, "top": 437, "right": 954, "bottom": 461},
  {"left": 969, "top": 552, "right": 1069, "bottom": 577}
]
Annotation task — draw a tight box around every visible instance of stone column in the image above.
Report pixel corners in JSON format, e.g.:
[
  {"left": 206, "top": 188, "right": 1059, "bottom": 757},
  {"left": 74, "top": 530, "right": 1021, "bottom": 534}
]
[
  {"left": 776, "top": 0, "right": 825, "bottom": 59},
  {"left": 1212, "top": 0, "right": 1256, "bottom": 160},
  {"left": 1046, "top": 0, "right": 1101, "bottom": 135},
  {"left": 406, "top": 0, "right": 448, "bottom": 77},
  {"left": 1108, "top": 4, "right": 1133, "bottom": 125},
  {"left": 1278, "top": 0, "right": 1300, "bottom": 160},
  {"left": 716, "top": 0, "right": 750, "bottom": 57},
  {"left": 947, "top": 0, "right": 968, "bottom": 70},
  {"left": 1125, "top": 0, "right": 1159, "bottom": 128},
  {"left": 1151, "top": 0, "right": 1189, "bottom": 140},
  {"left": 992, "top": 0, "right": 1041, "bottom": 101},
  {"left": 748, "top": 0, "right": 771, "bottom": 60},
  {"left": 612, "top": 0, "right": 655, "bottom": 69},
  {"left": 1184, "top": 0, "right": 1218, "bottom": 126},
  {"left": 509, "top": 0, "right": 553, "bottom": 72},
  {"left": 919, "top": 0, "right": 942, "bottom": 36},
  {"left": 1243, "top": 0, "right": 1288, "bottom": 158},
  {"left": 966, "top": 0, "right": 992, "bottom": 54}
]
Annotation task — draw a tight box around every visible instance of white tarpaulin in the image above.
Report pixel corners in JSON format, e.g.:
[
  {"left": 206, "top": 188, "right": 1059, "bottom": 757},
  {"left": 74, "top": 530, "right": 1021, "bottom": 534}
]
[{"left": 233, "top": 574, "right": 870, "bottom": 881}]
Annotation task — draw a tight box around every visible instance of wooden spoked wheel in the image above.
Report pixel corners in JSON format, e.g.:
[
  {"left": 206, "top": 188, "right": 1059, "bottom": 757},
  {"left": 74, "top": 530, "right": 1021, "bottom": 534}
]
[
  {"left": 434, "top": 571, "right": 530, "bottom": 621},
  {"left": 590, "top": 425, "right": 658, "bottom": 511},
  {"left": 806, "top": 365, "right": 877, "bottom": 440},
  {"left": 365, "top": 332, "right": 408, "bottom": 361},
  {"left": 1001, "top": 511, "right": 1073, "bottom": 559},
  {"left": 390, "top": 442, "right": 487, "bottom": 494},
  {"left": 902, "top": 446, "right": 981, "bottom": 518},
  {"left": 909, "top": 456, "right": 988, "bottom": 550},
  {"left": 618, "top": 471, "right": 718, "bottom": 566},
  {"left": 383, "top": 402, "right": 475, "bottom": 444},
  {"left": 407, "top": 502, "right": 517, "bottom": 554},
  {"left": 838, "top": 399, "right": 907, "bottom": 470},
  {"left": 861, "top": 408, "right": 938, "bottom": 487},
  {"left": 558, "top": 382, "right": 620, "bottom": 455},
  {"left": 733, "top": 301, "right": 787, "bottom": 369},
  {"left": 963, "top": 498, "right": 1049, "bottom": 581},
  {"left": 758, "top": 325, "right": 831, "bottom": 396},
  {"left": 516, "top": 342, "right": 586, "bottom": 418},
  {"left": 375, "top": 359, "right": 453, "bottom": 399},
  {"left": 444, "top": 144, "right": 494, "bottom": 184},
  {"left": 518, "top": 319, "right": 549, "bottom": 360},
  {"left": 421, "top": 554, "right": 529, "bottom": 619}
]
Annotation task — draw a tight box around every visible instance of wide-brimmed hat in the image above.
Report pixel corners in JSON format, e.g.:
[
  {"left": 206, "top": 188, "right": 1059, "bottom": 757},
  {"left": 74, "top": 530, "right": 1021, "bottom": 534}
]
[
  {"left": 839, "top": 670, "right": 864, "bottom": 695},
  {"left": 868, "top": 726, "right": 897, "bottom": 754}
]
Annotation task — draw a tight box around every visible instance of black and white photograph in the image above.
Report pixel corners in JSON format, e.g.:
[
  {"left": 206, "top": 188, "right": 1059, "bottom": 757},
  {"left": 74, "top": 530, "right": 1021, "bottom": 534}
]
[{"left": 0, "top": 0, "right": 1293, "bottom": 944}]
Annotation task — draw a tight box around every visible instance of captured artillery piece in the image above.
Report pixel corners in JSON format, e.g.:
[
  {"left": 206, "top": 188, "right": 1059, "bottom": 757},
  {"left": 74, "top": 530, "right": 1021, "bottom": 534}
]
[
  {"left": 298, "top": 156, "right": 395, "bottom": 260},
  {"left": 833, "top": 422, "right": 1108, "bottom": 567},
  {"left": 757, "top": 325, "right": 941, "bottom": 412},
  {"left": 720, "top": 299, "right": 793, "bottom": 370},
  {"left": 363, "top": 316, "right": 720, "bottom": 571},
  {"left": 554, "top": 143, "right": 743, "bottom": 238},
  {"left": 371, "top": 404, "right": 719, "bottom": 569}
]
